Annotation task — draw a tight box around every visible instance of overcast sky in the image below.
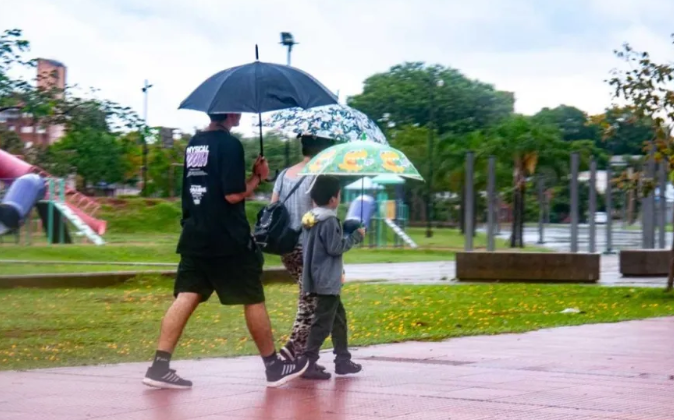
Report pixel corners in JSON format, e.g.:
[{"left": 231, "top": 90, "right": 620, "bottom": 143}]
[{"left": 2, "top": 0, "right": 674, "bottom": 137}]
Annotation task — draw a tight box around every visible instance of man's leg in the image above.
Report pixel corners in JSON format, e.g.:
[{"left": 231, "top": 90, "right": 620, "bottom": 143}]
[
  {"left": 243, "top": 302, "right": 275, "bottom": 357},
  {"left": 143, "top": 255, "right": 209, "bottom": 389},
  {"left": 143, "top": 292, "right": 201, "bottom": 389},
  {"left": 157, "top": 292, "right": 201, "bottom": 353},
  {"left": 232, "top": 246, "right": 309, "bottom": 387}
]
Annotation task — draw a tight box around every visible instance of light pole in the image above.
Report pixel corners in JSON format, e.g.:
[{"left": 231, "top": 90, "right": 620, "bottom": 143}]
[
  {"left": 280, "top": 32, "right": 297, "bottom": 168},
  {"left": 141, "top": 79, "right": 153, "bottom": 197},
  {"left": 425, "top": 77, "right": 444, "bottom": 238}
]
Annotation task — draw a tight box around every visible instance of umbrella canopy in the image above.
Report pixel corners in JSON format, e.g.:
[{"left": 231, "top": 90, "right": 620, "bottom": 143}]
[
  {"left": 179, "top": 47, "right": 338, "bottom": 156},
  {"left": 259, "top": 104, "right": 388, "bottom": 144},
  {"left": 298, "top": 141, "right": 423, "bottom": 181},
  {"left": 344, "top": 177, "right": 384, "bottom": 191},
  {"left": 371, "top": 174, "right": 405, "bottom": 185},
  {"left": 179, "top": 61, "right": 338, "bottom": 115}
]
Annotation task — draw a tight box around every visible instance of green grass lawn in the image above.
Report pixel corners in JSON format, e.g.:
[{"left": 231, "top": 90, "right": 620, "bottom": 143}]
[
  {"left": 0, "top": 194, "right": 531, "bottom": 275},
  {"left": 0, "top": 277, "right": 672, "bottom": 371},
  {"left": 0, "top": 227, "right": 516, "bottom": 275}
]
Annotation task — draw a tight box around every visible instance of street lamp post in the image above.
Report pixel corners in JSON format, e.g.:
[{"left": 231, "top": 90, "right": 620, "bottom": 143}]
[
  {"left": 425, "top": 78, "right": 444, "bottom": 238},
  {"left": 141, "top": 80, "right": 153, "bottom": 197},
  {"left": 280, "top": 32, "right": 298, "bottom": 168}
]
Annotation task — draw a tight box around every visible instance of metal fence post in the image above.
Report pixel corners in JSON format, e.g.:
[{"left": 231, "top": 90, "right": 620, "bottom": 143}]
[
  {"left": 465, "top": 151, "right": 474, "bottom": 251},
  {"left": 570, "top": 152, "right": 579, "bottom": 253},
  {"left": 47, "top": 178, "right": 54, "bottom": 246},
  {"left": 537, "top": 175, "right": 545, "bottom": 244},
  {"left": 643, "top": 145, "right": 656, "bottom": 249},
  {"left": 658, "top": 162, "right": 667, "bottom": 249},
  {"left": 589, "top": 159, "right": 597, "bottom": 253},
  {"left": 487, "top": 156, "right": 496, "bottom": 252},
  {"left": 605, "top": 165, "right": 614, "bottom": 254}
]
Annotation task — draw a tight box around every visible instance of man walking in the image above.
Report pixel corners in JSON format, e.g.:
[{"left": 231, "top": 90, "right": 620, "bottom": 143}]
[{"left": 143, "top": 113, "right": 308, "bottom": 389}]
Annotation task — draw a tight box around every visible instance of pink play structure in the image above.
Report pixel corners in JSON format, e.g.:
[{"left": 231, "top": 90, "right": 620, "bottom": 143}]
[{"left": 0, "top": 148, "right": 107, "bottom": 235}]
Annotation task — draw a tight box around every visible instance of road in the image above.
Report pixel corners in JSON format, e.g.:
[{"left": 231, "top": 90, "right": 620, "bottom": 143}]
[
  {"left": 344, "top": 255, "right": 667, "bottom": 288},
  {"left": 494, "top": 223, "right": 671, "bottom": 252}
]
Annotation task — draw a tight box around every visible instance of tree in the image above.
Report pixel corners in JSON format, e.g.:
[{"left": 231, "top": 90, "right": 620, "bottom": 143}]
[
  {"left": 44, "top": 98, "right": 139, "bottom": 188},
  {"left": 0, "top": 126, "right": 23, "bottom": 155},
  {"left": 533, "top": 105, "right": 599, "bottom": 143},
  {"left": 485, "top": 115, "right": 569, "bottom": 248},
  {"left": 607, "top": 35, "right": 674, "bottom": 291},
  {"left": 0, "top": 29, "right": 30, "bottom": 111},
  {"left": 347, "top": 62, "right": 514, "bottom": 136},
  {"left": 48, "top": 127, "right": 124, "bottom": 187},
  {"left": 387, "top": 125, "right": 433, "bottom": 222},
  {"left": 591, "top": 106, "right": 657, "bottom": 156}
]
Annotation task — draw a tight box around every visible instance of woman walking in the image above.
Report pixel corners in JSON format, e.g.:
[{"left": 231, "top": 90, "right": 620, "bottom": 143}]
[{"left": 271, "top": 134, "right": 334, "bottom": 363}]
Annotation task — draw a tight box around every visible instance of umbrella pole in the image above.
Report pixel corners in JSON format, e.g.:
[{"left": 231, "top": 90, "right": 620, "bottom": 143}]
[
  {"left": 360, "top": 178, "right": 364, "bottom": 225},
  {"left": 258, "top": 112, "right": 264, "bottom": 156}
]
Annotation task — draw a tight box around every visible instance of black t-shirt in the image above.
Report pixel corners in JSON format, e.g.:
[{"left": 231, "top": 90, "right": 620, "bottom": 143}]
[{"left": 176, "top": 130, "right": 250, "bottom": 257}]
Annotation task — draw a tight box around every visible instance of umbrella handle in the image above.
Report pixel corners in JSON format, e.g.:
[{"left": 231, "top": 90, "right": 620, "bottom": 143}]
[{"left": 266, "top": 169, "right": 280, "bottom": 183}]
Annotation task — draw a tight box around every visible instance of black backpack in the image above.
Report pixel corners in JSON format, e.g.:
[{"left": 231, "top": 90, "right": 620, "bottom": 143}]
[{"left": 253, "top": 171, "right": 306, "bottom": 255}]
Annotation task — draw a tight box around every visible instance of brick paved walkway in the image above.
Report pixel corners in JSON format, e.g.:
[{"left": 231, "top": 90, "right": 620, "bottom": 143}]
[{"left": 0, "top": 318, "right": 672, "bottom": 420}]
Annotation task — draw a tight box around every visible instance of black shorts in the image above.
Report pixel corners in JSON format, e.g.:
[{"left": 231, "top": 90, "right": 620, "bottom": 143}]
[{"left": 174, "top": 245, "right": 265, "bottom": 305}]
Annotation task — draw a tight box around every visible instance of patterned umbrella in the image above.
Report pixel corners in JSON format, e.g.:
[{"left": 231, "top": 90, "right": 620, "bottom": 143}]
[
  {"left": 259, "top": 105, "right": 388, "bottom": 145},
  {"left": 298, "top": 141, "right": 422, "bottom": 181}
]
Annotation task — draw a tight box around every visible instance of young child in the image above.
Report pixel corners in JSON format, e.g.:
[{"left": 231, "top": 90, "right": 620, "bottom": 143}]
[{"left": 300, "top": 175, "right": 365, "bottom": 380}]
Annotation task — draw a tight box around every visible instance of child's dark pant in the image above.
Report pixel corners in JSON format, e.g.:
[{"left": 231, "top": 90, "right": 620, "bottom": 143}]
[{"left": 304, "top": 294, "right": 351, "bottom": 364}]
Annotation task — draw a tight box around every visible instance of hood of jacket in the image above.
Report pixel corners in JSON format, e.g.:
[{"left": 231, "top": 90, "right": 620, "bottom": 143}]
[{"left": 302, "top": 207, "right": 337, "bottom": 230}]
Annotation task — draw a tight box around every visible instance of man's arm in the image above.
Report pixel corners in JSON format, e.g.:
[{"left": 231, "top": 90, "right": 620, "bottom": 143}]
[
  {"left": 220, "top": 139, "right": 267, "bottom": 204},
  {"left": 180, "top": 160, "right": 189, "bottom": 226},
  {"left": 225, "top": 174, "right": 261, "bottom": 204},
  {"left": 321, "top": 218, "right": 364, "bottom": 257}
]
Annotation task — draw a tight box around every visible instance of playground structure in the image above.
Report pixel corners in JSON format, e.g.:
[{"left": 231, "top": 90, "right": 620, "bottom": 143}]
[
  {"left": 343, "top": 175, "right": 416, "bottom": 248},
  {"left": 0, "top": 148, "right": 106, "bottom": 246}
]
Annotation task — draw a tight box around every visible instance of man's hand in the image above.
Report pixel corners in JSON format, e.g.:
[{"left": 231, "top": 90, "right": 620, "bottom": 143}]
[
  {"left": 356, "top": 227, "right": 366, "bottom": 237},
  {"left": 254, "top": 156, "right": 269, "bottom": 180},
  {"left": 341, "top": 272, "right": 346, "bottom": 284}
]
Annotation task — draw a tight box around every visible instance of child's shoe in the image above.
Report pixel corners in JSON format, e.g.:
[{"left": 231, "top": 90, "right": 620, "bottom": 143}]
[
  {"left": 335, "top": 360, "right": 362, "bottom": 375},
  {"left": 301, "top": 362, "right": 331, "bottom": 380}
]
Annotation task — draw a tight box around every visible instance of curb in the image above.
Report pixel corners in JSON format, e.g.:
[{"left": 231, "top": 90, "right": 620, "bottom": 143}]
[{"left": 0, "top": 267, "right": 295, "bottom": 288}]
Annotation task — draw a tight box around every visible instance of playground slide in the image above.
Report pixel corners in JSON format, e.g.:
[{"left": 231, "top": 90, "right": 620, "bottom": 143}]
[
  {"left": 384, "top": 218, "right": 418, "bottom": 248},
  {"left": 0, "top": 174, "right": 46, "bottom": 236},
  {"left": 0, "top": 148, "right": 107, "bottom": 236},
  {"left": 35, "top": 202, "right": 73, "bottom": 244},
  {"left": 346, "top": 195, "right": 376, "bottom": 228},
  {"left": 53, "top": 202, "right": 104, "bottom": 245}
]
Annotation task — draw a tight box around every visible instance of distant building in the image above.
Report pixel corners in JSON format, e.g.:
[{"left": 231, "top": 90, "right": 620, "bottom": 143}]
[
  {"left": 610, "top": 155, "right": 643, "bottom": 168},
  {"left": 0, "top": 58, "right": 67, "bottom": 147}
]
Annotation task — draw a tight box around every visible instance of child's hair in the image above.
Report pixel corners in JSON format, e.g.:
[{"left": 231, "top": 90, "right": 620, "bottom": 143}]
[{"left": 310, "top": 176, "right": 341, "bottom": 206}]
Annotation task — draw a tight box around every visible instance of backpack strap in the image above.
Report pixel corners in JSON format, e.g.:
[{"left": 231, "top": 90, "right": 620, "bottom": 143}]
[
  {"left": 277, "top": 169, "right": 288, "bottom": 196},
  {"left": 281, "top": 175, "right": 307, "bottom": 205}
]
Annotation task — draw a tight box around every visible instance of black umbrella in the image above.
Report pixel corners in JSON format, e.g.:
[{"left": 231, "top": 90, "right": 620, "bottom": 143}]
[{"left": 179, "top": 46, "right": 338, "bottom": 155}]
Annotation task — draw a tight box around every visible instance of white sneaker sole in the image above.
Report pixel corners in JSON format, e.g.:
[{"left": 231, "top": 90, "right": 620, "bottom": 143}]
[
  {"left": 266, "top": 360, "right": 310, "bottom": 388},
  {"left": 142, "top": 377, "right": 192, "bottom": 390}
]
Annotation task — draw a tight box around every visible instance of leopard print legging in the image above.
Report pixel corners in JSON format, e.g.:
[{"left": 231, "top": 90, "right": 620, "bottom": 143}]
[{"left": 281, "top": 245, "right": 317, "bottom": 356}]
